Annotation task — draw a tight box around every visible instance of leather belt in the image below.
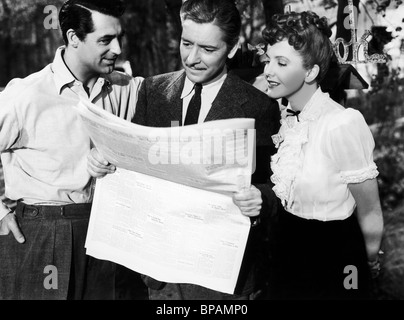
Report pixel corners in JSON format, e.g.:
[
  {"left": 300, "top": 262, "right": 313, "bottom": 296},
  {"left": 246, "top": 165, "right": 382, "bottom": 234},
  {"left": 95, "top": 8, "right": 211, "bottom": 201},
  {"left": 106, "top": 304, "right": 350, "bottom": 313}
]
[{"left": 16, "top": 201, "right": 92, "bottom": 220}]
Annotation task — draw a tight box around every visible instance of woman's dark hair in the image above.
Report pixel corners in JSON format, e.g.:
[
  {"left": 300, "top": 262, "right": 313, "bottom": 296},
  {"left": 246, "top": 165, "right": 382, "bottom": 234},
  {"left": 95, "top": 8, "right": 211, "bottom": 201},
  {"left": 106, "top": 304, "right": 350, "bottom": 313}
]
[
  {"left": 180, "top": 0, "right": 241, "bottom": 51},
  {"left": 262, "top": 11, "right": 333, "bottom": 83},
  {"left": 59, "top": 0, "right": 126, "bottom": 45}
]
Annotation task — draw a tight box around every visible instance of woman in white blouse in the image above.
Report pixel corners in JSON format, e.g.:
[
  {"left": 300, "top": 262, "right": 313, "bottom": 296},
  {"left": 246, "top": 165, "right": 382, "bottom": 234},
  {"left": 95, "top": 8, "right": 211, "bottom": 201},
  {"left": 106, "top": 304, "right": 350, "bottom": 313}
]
[{"left": 262, "top": 11, "right": 384, "bottom": 299}]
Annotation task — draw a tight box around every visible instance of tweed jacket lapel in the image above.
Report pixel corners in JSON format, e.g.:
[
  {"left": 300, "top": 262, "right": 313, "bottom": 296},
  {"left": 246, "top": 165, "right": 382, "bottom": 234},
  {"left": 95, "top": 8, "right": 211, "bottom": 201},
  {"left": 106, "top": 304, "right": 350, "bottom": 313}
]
[
  {"left": 205, "top": 72, "right": 248, "bottom": 122},
  {"left": 163, "top": 71, "right": 186, "bottom": 126}
]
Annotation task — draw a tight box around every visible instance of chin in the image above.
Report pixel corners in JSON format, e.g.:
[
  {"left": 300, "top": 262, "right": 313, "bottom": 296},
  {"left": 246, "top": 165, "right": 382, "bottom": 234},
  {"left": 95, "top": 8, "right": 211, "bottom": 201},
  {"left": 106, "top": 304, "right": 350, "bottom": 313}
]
[
  {"left": 266, "top": 90, "right": 282, "bottom": 100},
  {"left": 185, "top": 69, "right": 211, "bottom": 84},
  {"left": 185, "top": 74, "right": 202, "bottom": 84},
  {"left": 106, "top": 67, "right": 115, "bottom": 74},
  {"left": 100, "top": 65, "right": 114, "bottom": 74}
]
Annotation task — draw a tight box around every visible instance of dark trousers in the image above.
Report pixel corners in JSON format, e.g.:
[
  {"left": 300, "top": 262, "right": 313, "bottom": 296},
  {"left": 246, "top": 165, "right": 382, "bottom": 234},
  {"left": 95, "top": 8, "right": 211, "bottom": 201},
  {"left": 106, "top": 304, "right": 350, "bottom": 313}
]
[{"left": 0, "top": 201, "right": 148, "bottom": 300}]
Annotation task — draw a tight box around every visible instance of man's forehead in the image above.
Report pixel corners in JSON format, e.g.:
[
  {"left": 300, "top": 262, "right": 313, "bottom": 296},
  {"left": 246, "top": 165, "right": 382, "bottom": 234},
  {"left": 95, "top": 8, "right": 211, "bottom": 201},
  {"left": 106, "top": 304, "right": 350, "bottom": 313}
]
[
  {"left": 181, "top": 20, "right": 225, "bottom": 44},
  {"left": 90, "top": 11, "right": 122, "bottom": 35}
]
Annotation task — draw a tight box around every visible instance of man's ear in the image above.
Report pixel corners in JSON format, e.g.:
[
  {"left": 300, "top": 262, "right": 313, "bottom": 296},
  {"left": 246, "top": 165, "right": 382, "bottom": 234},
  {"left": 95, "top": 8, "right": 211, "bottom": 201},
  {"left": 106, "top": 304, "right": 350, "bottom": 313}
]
[
  {"left": 227, "top": 39, "right": 240, "bottom": 59},
  {"left": 66, "top": 29, "right": 80, "bottom": 48},
  {"left": 305, "top": 64, "right": 320, "bottom": 83}
]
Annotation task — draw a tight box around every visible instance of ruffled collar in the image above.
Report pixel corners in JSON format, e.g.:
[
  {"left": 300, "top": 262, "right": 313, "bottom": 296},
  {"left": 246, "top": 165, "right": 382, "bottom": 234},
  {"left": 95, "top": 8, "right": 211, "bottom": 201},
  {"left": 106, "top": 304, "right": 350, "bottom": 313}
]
[{"left": 270, "top": 88, "right": 326, "bottom": 208}]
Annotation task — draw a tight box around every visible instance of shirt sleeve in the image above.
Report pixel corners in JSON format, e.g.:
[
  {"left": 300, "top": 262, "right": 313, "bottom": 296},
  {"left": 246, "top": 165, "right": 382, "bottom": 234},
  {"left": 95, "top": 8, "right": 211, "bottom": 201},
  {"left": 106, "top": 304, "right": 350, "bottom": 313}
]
[
  {"left": 0, "top": 80, "right": 22, "bottom": 152},
  {"left": 327, "top": 108, "right": 379, "bottom": 184},
  {"left": 0, "top": 81, "right": 22, "bottom": 221},
  {"left": 0, "top": 201, "right": 12, "bottom": 221}
]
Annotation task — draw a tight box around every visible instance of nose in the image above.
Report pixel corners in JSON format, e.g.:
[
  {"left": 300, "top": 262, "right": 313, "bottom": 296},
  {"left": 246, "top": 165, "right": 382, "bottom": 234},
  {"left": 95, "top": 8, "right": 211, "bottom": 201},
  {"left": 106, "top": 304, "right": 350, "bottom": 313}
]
[
  {"left": 186, "top": 46, "right": 201, "bottom": 65},
  {"left": 264, "top": 61, "right": 274, "bottom": 78},
  {"left": 110, "top": 38, "right": 122, "bottom": 56}
]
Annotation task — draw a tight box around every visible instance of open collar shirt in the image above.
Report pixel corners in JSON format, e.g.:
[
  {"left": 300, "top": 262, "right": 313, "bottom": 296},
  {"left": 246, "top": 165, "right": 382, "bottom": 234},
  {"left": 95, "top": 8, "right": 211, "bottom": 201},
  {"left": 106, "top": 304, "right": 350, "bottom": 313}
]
[{"left": 0, "top": 46, "right": 143, "bottom": 220}]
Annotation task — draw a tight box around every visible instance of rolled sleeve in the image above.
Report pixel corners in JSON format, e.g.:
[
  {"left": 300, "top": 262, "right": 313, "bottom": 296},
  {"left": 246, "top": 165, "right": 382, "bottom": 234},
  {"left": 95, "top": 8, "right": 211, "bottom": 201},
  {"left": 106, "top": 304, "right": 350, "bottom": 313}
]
[{"left": 0, "top": 201, "right": 12, "bottom": 221}]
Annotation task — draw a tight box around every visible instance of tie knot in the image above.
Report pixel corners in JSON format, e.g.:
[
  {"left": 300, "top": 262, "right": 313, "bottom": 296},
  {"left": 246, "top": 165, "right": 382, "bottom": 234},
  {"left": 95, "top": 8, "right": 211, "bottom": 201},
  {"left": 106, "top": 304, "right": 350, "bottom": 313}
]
[{"left": 194, "top": 83, "right": 202, "bottom": 95}]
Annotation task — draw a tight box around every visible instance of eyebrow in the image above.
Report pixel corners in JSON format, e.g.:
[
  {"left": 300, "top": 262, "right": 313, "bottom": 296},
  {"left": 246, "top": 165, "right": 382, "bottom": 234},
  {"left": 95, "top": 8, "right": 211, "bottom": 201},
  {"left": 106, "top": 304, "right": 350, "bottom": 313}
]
[
  {"left": 274, "top": 55, "right": 289, "bottom": 61},
  {"left": 181, "top": 37, "right": 219, "bottom": 50},
  {"left": 200, "top": 44, "right": 219, "bottom": 50},
  {"left": 99, "top": 30, "right": 126, "bottom": 40}
]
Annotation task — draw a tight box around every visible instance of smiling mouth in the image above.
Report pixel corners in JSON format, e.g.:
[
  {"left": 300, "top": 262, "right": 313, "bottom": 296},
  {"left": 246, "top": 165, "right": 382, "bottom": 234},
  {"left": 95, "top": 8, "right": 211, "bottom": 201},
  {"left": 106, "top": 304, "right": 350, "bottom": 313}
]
[
  {"left": 103, "top": 58, "right": 116, "bottom": 64},
  {"left": 186, "top": 65, "right": 206, "bottom": 71},
  {"left": 267, "top": 81, "right": 280, "bottom": 88}
]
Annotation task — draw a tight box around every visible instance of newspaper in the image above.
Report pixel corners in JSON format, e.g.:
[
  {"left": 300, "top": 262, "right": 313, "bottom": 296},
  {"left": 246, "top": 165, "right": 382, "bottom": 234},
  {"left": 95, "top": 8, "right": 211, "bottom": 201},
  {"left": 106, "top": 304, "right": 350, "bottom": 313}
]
[{"left": 76, "top": 98, "right": 256, "bottom": 294}]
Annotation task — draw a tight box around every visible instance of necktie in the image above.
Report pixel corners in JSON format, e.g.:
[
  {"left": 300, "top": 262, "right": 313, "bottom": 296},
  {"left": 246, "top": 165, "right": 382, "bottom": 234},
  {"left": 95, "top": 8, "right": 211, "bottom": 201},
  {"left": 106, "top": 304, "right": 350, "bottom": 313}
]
[
  {"left": 184, "top": 83, "right": 202, "bottom": 125},
  {"left": 286, "top": 108, "right": 301, "bottom": 122}
]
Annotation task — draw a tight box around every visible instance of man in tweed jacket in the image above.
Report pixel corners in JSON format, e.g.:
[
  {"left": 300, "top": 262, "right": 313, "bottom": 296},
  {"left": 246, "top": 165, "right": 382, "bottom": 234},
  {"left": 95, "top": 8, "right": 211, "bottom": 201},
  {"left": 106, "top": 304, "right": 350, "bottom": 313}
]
[
  {"left": 88, "top": 0, "right": 280, "bottom": 300},
  {"left": 132, "top": 0, "right": 280, "bottom": 300}
]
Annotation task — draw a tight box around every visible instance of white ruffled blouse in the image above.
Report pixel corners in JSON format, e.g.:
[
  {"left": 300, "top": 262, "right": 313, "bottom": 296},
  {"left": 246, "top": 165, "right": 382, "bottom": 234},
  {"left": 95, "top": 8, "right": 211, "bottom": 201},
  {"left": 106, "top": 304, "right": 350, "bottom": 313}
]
[{"left": 270, "top": 88, "right": 379, "bottom": 221}]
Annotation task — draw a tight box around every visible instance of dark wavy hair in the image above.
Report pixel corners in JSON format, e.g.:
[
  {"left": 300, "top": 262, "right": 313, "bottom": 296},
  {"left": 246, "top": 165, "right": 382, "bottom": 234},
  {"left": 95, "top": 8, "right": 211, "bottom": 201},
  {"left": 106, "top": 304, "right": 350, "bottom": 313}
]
[
  {"left": 180, "top": 0, "right": 241, "bottom": 51},
  {"left": 59, "top": 0, "right": 126, "bottom": 45},
  {"left": 262, "top": 11, "right": 333, "bottom": 83}
]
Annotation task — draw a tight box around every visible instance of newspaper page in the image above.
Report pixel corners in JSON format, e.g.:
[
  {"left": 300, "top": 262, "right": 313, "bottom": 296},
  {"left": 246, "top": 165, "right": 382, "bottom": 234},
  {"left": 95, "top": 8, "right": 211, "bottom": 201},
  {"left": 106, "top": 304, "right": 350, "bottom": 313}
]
[
  {"left": 87, "top": 168, "right": 251, "bottom": 294},
  {"left": 76, "top": 98, "right": 256, "bottom": 294},
  {"left": 76, "top": 97, "right": 256, "bottom": 192}
]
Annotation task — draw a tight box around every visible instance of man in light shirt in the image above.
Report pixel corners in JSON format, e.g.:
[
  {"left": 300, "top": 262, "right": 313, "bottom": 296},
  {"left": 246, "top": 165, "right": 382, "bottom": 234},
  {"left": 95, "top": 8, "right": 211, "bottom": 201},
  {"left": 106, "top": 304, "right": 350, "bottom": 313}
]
[
  {"left": 88, "top": 0, "right": 281, "bottom": 300},
  {"left": 0, "top": 0, "right": 144, "bottom": 299}
]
